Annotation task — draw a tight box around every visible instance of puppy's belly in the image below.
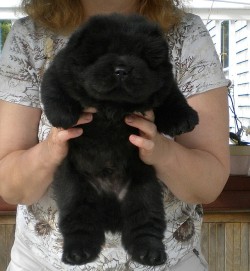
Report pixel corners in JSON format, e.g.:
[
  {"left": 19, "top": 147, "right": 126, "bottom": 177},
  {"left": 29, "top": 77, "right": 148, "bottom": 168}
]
[
  {"left": 70, "top": 128, "right": 134, "bottom": 200},
  {"left": 88, "top": 174, "right": 130, "bottom": 201}
]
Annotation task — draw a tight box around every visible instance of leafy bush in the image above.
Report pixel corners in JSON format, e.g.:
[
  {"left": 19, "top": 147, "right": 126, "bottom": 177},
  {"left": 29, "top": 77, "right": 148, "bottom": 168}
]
[{"left": 1, "top": 20, "right": 12, "bottom": 50}]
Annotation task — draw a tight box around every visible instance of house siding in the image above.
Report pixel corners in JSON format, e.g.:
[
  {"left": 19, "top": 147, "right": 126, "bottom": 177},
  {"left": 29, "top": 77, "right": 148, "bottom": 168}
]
[
  {"left": 234, "top": 20, "right": 250, "bottom": 141},
  {"left": 205, "top": 19, "right": 250, "bottom": 143}
]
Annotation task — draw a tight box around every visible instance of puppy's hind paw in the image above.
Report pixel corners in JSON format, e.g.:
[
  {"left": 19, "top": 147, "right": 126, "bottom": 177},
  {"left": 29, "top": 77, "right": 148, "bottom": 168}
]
[
  {"left": 129, "top": 239, "right": 167, "bottom": 266},
  {"left": 62, "top": 232, "right": 104, "bottom": 265},
  {"left": 62, "top": 249, "right": 91, "bottom": 265}
]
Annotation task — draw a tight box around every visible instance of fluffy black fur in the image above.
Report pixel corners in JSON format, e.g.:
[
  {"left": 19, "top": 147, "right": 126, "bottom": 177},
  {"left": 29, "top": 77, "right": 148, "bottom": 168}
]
[{"left": 41, "top": 14, "right": 199, "bottom": 266}]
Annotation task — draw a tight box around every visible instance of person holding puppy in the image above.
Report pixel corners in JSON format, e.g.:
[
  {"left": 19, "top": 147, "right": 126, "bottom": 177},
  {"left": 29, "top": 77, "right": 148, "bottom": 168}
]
[{"left": 0, "top": 0, "right": 229, "bottom": 270}]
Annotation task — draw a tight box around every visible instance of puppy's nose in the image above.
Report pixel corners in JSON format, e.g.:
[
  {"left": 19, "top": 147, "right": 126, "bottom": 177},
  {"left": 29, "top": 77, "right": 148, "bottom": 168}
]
[{"left": 114, "top": 66, "right": 128, "bottom": 78}]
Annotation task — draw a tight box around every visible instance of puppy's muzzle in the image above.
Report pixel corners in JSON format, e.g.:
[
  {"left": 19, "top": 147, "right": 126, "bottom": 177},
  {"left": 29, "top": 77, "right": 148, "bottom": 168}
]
[{"left": 114, "top": 66, "right": 130, "bottom": 80}]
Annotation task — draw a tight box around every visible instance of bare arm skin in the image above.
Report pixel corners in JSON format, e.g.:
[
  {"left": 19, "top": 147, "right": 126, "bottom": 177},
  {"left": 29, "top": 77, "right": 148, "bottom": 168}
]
[
  {"left": 0, "top": 86, "right": 229, "bottom": 205},
  {"left": 125, "top": 87, "right": 230, "bottom": 204},
  {"left": 0, "top": 100, "right": 94, "bottom": 205}
]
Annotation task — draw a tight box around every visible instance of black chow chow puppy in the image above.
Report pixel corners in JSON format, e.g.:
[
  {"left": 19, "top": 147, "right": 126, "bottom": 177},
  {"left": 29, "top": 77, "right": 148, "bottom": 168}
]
[{"left": 41, "top": 14, "right": 199, "bottom": 266}]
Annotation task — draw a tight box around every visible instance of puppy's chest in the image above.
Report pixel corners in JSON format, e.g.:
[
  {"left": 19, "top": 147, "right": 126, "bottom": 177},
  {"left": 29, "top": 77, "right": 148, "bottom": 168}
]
[
  {"left": 69, "top": 117, "right": 137, "bottom": 199},
  {"left": 77, "top": 114, "right": 137, "bottom": 150}
]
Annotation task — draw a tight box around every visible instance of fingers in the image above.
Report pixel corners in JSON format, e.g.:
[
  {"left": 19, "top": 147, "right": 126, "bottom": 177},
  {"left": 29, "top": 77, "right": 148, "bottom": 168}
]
[
  {"left": 46, "top": 126, "right": 84, "bottom": 165},
  {"left": 132, "top": 110, "right": 155, "bottom": 122},
  {"left": 54, "top": 113, "right": 93, "bottom": 140},
  {"left": 45, "top": 108, "right": 97, "bottom": 166},
  {"left": 51, "top": 107, "right": 96, "bottom": 142},
  {"left": 75, "top": 112, "right": 94, "bottom": 126},
  {"left": 83, "top": 107, "right": 97, "bottom": 114},
  {"left": 75, "top": 108, "right": 97, "bottom": 126},
  {"left": 125, "top": 111, "right": 158, "bottom": 156},
  {"left": 128, "top": 134, "right": 155, "bottom": 151},
  {"left": 55, "top": 127, "right": 83, "bottom": 142},
  {"left": 125, "top": 112, "right": 157, "bottom": 139},
  {"left": 141, "top": 110, "right": 155, "bottom": 122},
  {"left": 53, "top": 113, "right": 91, "bottom": 142}
]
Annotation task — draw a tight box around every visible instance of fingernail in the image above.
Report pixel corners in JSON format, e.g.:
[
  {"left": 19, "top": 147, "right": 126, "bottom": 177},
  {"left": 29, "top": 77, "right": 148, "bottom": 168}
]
[
  {"left": 126, "top": 115, "right": 134, "bottom": 123},
  {"left": 85, "top": 113, "right": 92, "bottom": 121}
]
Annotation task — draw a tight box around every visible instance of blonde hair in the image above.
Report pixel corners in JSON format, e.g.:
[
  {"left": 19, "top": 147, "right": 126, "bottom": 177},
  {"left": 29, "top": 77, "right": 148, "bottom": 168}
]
[{"left": 21, "top": 0, "right": 184, "bottom": 34}]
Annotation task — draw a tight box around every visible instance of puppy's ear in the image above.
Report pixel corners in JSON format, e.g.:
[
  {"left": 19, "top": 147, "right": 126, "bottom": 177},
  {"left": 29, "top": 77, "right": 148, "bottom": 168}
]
[
  {"left": 67, "top": 14, "right": 118, "bottom": 48},
  {"left": 62, "top": 18, "right": 110, "bottom": 67}
]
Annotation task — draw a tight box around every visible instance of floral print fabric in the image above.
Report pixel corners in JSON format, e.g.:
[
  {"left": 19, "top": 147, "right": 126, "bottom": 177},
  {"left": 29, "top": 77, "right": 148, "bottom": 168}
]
[{"left": 0, "top": 13, "right": 228, "bottom": 270}]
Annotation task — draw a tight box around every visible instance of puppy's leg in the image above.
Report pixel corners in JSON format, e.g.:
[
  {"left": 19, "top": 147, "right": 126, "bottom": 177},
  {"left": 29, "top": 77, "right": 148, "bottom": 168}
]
[
  {"left": 121, "top": 162, "right": 167, "bottom": 266},
  {"left": 154, "top": 83, "right": 199, "bottom": 137},
  {"left": 41, "top": 69, "right": 82, "bottom": 129},
  {"left": 53, "top": 159, "right": 105, "bottom": 265}
]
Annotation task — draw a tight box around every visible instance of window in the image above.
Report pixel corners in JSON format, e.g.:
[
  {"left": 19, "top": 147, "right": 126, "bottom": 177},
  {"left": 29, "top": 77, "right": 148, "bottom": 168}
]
[{"left": 221, "top": 20, "right": 229, "bottom": 69}]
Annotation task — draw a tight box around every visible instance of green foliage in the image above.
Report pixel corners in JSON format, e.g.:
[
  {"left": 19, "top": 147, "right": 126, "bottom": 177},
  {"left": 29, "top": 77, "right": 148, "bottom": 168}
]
[{"left": 1, "top": 20, "right": 12, "bottom": 50}]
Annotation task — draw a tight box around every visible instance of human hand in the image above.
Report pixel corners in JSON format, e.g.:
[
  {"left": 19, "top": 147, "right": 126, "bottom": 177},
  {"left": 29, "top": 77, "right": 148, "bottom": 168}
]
[
  {"left": 125, "top": 110, "right": 167, "bottom": 166},
  {"left": 45, "top": 107, "right": 97, "bottom": 166}
]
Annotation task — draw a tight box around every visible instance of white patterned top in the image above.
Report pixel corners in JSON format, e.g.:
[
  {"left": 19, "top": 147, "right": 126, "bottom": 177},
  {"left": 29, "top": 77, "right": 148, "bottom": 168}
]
[{"left": 0, "top": 13, "right": 229, "bottom": 270}]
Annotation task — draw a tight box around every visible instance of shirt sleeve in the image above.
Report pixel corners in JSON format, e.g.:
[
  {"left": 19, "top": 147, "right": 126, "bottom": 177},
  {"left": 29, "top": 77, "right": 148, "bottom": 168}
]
[
  {"left": 0, "top": 18, "right": 41, "bottom": 108},
  {"left": 177, "top": 14, "right": 230, "bottom": 98}
]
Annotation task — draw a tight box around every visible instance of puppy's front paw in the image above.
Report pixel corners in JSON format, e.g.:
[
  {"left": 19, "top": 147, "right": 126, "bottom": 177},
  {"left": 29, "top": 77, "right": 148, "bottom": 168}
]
[
  {"left": 62, "top": 232, "right": 104, "bottom": 265},
  {"left": 166, "top": 107, "right": 199, "bottom": 137},
  {"left": 45, "top": 102, "right": 82, "bottom": 129},
  {"left": 128, "top": 238, "right": 167, "bottom": 266}
]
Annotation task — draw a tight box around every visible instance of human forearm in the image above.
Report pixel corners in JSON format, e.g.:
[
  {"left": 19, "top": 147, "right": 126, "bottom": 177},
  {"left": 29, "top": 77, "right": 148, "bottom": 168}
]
[
  {"left": 0, "top": 141, "right": 60, "bottom": 205},
  {"left": 153, "top": 136, "right": 230, "bottom": 204},
  {"left": 0, "top": 125, "right": 86, "bottom": 205},
  {"left": 125, "top": 88, "right": 230, "bottom": 204},
  {"left": 0, "top": 105, "right": 95, "bottom": 205}
]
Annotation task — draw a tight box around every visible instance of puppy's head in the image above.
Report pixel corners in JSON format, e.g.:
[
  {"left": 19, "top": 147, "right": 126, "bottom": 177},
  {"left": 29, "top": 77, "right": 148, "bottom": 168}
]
[{"left": 57, "top": 14, "right": 174, "bottom": 107}]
